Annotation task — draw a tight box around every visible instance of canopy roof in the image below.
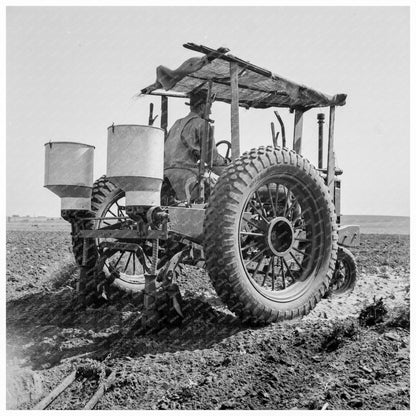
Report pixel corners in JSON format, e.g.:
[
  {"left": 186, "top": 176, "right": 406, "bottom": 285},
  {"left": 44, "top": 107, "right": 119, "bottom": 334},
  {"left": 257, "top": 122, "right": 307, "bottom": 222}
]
[{"left": 141, "top": 43, "right": 347, "bottom": 111}]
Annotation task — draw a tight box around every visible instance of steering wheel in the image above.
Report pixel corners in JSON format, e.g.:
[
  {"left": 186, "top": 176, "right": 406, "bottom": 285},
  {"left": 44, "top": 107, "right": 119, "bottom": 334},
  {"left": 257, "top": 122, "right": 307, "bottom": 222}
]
[{"left": 216, "top": 140, "right": 232, "bottom": 161}]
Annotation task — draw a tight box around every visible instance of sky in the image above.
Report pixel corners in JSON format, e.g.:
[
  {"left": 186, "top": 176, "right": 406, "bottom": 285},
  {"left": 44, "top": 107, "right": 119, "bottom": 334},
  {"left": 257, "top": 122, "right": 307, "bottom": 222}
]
[{"left": 6, "top": 6, "right": 410, "bottom": 217}]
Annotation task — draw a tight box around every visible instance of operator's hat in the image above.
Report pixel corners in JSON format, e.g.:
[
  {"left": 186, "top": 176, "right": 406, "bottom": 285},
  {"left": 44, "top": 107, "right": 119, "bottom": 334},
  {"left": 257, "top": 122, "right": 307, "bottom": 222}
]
[{"left": 186, "top": 90, "right": 208, "bottom": 107}]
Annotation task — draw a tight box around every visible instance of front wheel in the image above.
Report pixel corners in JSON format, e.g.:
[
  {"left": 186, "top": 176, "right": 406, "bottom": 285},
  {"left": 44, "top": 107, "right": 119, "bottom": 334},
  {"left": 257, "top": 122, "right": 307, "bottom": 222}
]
[
  {"left": 328, "top": 247, "right": 357, "bottom": 296},
  {"left": 203, "top": 146, "right": 338, "bottom": 324}
]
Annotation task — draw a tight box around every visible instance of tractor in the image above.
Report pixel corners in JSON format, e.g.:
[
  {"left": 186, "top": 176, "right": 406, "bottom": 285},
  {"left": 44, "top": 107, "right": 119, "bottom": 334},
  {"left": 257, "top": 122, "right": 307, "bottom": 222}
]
[{"left": 44, "top": 43, "right": 359, "bottom": 330}]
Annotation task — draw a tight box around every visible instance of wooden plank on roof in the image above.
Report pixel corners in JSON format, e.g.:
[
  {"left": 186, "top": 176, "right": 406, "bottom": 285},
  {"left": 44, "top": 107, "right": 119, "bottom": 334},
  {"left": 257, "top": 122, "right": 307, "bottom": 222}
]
[
  {"left": 147, "top": 90, "right": 188, "bottom": 98},
  {"left": 183, "top": 42, "right": 273, "bottom": 78},
  {"left": 187, "top": 74, "right": 274, "bottom": 95}
]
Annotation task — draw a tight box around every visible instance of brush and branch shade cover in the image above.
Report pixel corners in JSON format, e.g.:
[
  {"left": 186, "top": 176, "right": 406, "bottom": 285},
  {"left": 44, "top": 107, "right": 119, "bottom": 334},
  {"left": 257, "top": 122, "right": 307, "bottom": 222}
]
[{"left": 141, "top": 43, "right": 347, "bottom": 111}]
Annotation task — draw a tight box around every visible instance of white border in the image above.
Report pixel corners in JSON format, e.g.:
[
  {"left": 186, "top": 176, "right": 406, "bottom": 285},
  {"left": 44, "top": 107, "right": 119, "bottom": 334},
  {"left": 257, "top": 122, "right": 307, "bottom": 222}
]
[{"left": 1, "top": 2, "right": 414, "bottom": 415}]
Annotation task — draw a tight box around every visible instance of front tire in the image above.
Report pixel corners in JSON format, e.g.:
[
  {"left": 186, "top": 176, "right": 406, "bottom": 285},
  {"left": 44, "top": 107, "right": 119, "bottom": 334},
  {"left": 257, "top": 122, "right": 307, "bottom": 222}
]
[
  {"left": 203, "top": 146, "right": 338, "bottom": 324},
  {"left": 328, "top": 247, "right": 357, "bottom": 296}
]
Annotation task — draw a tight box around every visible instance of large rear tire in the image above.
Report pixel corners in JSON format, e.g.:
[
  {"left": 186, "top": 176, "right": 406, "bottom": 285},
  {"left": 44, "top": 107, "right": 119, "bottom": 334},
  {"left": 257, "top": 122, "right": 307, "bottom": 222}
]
[{"left": 203, "top": 146, "right": 338, "bottom": 324}]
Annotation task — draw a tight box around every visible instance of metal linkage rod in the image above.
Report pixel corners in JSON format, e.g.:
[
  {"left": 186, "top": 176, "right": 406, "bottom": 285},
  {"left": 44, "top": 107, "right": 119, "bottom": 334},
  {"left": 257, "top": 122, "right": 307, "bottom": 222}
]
[
  {"left": 151, "top": 239, "right": 159, "bottom": 275},
  {"left": 317, "top": 113, "right": 325, "bottom": 169}
]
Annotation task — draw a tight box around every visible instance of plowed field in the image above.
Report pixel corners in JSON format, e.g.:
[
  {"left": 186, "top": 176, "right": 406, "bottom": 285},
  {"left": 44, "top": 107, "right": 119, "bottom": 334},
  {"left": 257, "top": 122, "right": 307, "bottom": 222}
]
[{"left": 6, "top": 230, "right": 410, "bottom": 410}]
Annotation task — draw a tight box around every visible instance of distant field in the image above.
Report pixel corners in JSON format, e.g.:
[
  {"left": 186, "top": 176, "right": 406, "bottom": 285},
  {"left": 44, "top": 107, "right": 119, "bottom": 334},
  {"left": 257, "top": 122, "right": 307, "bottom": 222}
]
[
  {"left": 6, "top": 220, "right": 71, "bottom": 232},
  {"left": 341, "top": 215, "right": 410, "bottom": 235},
  {"left": 6, "top": 215, "right": 410, "bottom": 235}
]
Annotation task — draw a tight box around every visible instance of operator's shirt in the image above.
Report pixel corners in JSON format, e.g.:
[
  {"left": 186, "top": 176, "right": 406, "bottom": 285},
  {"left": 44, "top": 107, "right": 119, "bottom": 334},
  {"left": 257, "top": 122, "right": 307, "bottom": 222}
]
[{"left": 164, "top": 111, "right": 226, "bottom": 201}]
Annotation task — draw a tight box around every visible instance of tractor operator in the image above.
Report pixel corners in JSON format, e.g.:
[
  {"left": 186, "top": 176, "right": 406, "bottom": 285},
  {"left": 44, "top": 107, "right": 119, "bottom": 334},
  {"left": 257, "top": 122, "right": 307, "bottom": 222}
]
[{"left": 164, "top": 91, "right": 229, "bottom": 202}]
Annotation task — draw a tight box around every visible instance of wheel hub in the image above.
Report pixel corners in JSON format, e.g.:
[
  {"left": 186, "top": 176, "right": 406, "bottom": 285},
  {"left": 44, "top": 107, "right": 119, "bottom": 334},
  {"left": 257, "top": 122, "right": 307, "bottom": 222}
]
[{"left": 267, "top": 217, "right": 294, "bottom": 256}]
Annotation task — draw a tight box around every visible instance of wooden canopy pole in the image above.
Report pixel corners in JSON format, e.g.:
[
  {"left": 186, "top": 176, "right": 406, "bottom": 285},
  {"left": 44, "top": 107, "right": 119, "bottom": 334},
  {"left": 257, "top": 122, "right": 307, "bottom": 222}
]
[
  {"left": 161, "top": 96, "right": 168, "bottom": 139},
  {"left": 293, "top": 109, "right": 304, "bottom": 154},
  {"left": 198, "top": 80, "right": 213, "bottom": 201},
  {"left": 326, "top": 106, "right": 336, "bottom": 200},
  {"left": 230, "top": 61, "right": 240, "bottom": 160}
]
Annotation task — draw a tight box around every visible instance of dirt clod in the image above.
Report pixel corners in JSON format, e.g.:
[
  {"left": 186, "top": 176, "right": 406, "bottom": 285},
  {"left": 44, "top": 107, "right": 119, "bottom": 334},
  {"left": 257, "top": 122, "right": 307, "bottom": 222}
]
[
  {"left": 358, "top": 297, "right": 388, "bottom": 327},
  {"left": 320, "top": 319, "right": 358, "bottom": 352},
  {"left": 385, "top": 306, "right": 410, "bottom": 330}
]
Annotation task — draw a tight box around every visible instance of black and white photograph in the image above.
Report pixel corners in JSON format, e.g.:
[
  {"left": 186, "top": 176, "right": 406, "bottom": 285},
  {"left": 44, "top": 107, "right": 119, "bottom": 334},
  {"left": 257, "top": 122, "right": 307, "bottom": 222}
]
[{"left": 4, "top": 3, "right": 412, "bottom": 411}]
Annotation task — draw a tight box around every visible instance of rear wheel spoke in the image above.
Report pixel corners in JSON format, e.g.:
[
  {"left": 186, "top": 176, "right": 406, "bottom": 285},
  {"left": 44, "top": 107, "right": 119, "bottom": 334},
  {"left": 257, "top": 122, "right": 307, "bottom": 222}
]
[
  {"left": 242, "top": 216, "right": 265, "bottom": 231},
  {"left": 241, "top": 241, "right": 261, "bottom": 252},
  {"left": 116, "top": 201, "right": 124, "bottom": 214},
  {"left": 107, "top": 209, "right": 118, "bottom": 218},
  {"left": 289, "top": 251, "right": 303, "bottom": 271},
  {"left": 267, "top": 184, "right": 277, "bottom": 217},
  {"left": 244, "top": 247, "right": 267, "bottom": 267},
  {"left": 255, "top": 191, "right": 268, "bottom": 219},
  {"left": 260, "top": 257, "right": 273, "bottom": 286},
  {"left": 249, "top": 200, "right": 270, "bottom": 224},
  {"left": 254, "top": 255, "right": 265, "bottom": 281},
  {"left": 282, "top": 257, "right": 295, "bottom": 280},
  {"left": 274, "top": 184, "right": 281, "bottom": 215},
  {"left": 123, "top": 252, "right": 133, "bottom": 272},
  {"left": 240, "top": 231, "right": 265, "bottom": 237},
  {"left": 295, "top": 238, "right": 311, "bottom": 243},
  {"left": 280, "top": 257, "right": 286, "bottom": 289},
  {"left": 283, "top": 188, "right": 290, "bottom": 217},
  {"left": 113, "top": 252, "right": 125, "bottom": 269},
  {"left": 292, "top": 246, "right": 309, "bottom": 258},
  {"left": 287, "top": 198, "right": 299, "bottom": 219}
]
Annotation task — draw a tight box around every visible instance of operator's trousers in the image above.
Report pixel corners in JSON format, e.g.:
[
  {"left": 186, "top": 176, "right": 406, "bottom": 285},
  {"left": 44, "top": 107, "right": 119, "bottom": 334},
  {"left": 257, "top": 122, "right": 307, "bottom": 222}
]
[{"left": 164, "top": 166, "right": 227, "bottom": 202}]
